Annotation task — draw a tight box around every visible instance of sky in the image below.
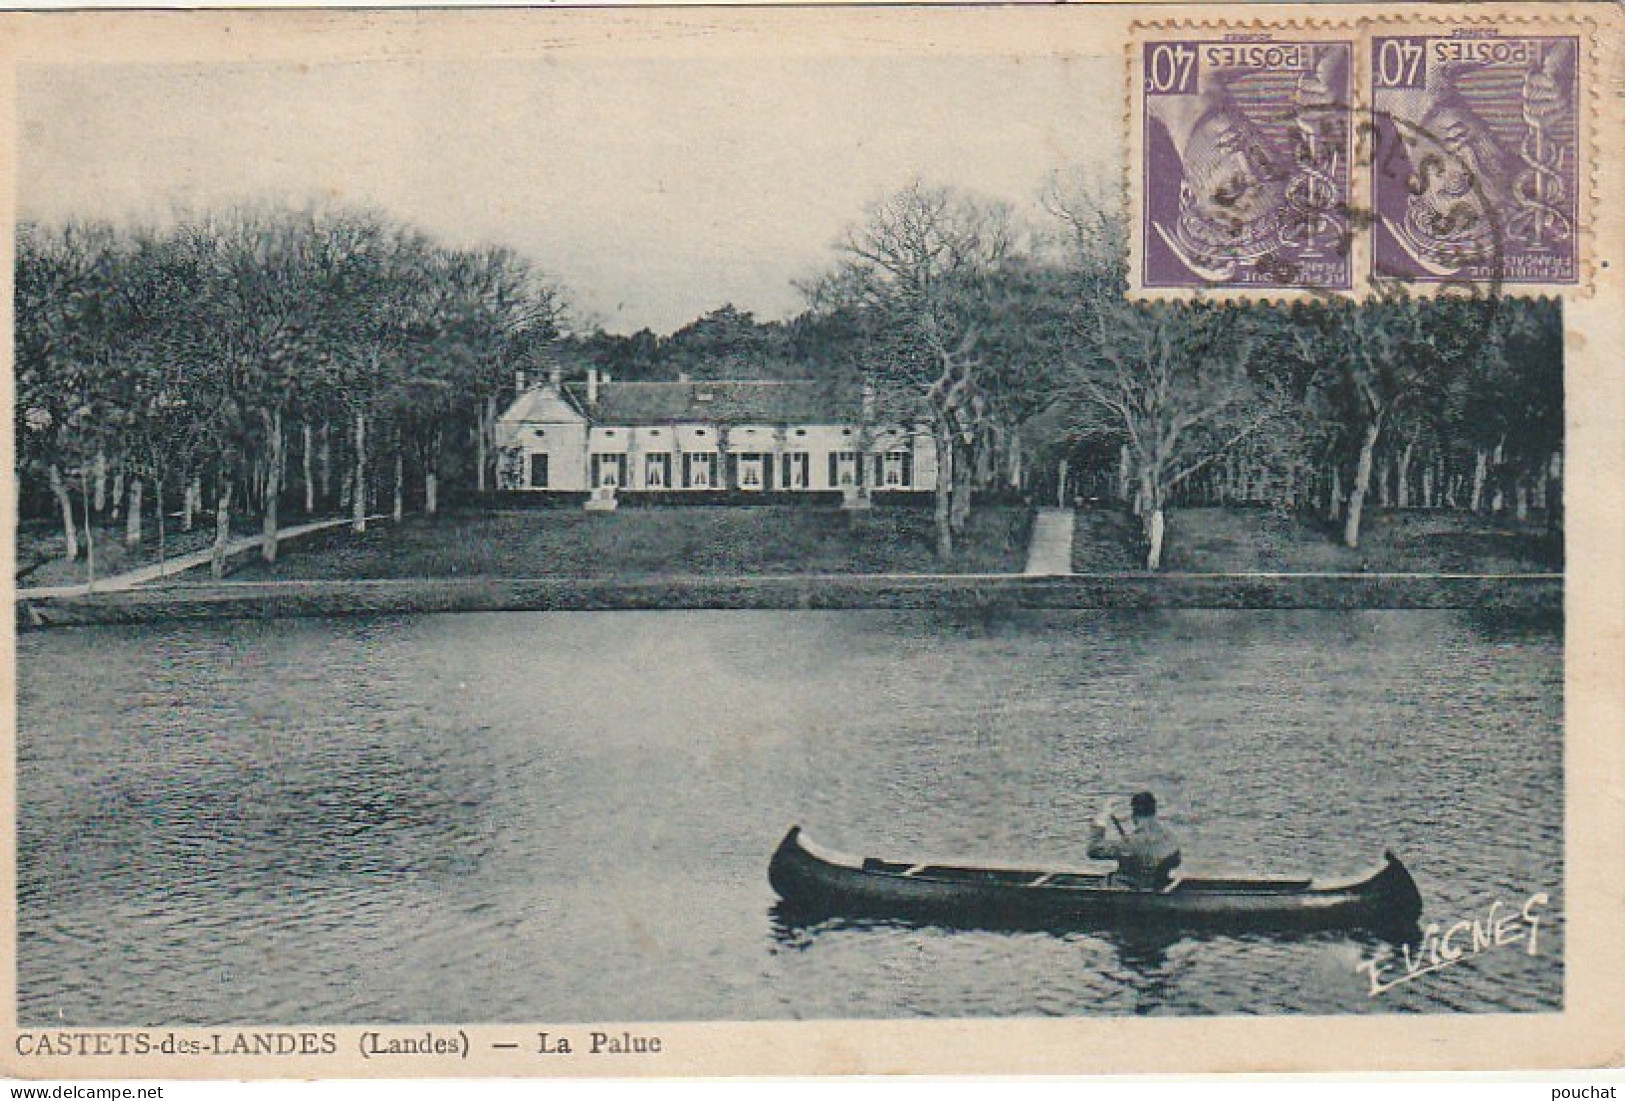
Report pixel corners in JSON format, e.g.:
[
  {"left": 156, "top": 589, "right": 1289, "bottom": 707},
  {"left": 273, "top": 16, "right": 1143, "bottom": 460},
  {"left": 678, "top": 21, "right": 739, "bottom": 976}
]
[{"left": 19, "top": 52, "right": 1119, "bottom": 335}]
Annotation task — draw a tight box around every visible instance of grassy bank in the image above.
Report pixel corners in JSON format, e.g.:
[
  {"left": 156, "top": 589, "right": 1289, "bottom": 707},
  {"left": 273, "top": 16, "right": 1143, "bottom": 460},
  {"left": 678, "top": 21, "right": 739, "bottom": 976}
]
[
  {"left": 1074, "top": 507, "right": 1562, "bottom": 575},
  {"left": 17, "top": 513, "right": 266, "bottom": 589},
  {"left": 217, "top": 504, "right": 1034, "bottom": 582},
  {"left": 20, "top": 572, "right": 1564, "bottom": 629}
]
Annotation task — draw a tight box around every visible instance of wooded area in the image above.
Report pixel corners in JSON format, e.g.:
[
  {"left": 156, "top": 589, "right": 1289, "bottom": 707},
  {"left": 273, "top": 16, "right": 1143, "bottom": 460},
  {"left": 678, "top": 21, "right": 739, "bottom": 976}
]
[
  {"left": 17, "top": 207, "right": 564, "bottom": 578},
  {"left": 17, "top": 183, "right": 1562, "bottom": 576}
]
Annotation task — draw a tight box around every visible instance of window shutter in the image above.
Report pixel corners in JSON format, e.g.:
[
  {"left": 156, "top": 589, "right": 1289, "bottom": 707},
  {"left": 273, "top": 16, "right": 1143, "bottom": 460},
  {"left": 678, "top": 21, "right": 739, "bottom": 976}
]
[
  {"left": 828, "top": 453, "right": 837, "bottom": 487},
  {"left": 902, "top": 453, "right": 912, "bottom": 487},
  {"left": 763, "top": 454, "right": 774, "bottom": 490}
]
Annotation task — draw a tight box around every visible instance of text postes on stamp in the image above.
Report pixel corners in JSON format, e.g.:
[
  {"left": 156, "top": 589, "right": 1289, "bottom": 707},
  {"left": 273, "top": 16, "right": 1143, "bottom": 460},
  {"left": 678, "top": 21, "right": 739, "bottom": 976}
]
[
  {"left": 1371, "top": 29, "right": 1581, "bottom": 286},
  {"left": 1138, "top": 34, "right": 1355, "bottom": 292}
]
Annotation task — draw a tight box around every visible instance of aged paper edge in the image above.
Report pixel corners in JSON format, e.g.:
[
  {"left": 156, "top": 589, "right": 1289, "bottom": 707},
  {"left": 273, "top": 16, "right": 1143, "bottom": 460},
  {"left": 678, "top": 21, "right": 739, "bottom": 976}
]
[{"left": 0, "top": 3, "right": 1620, "bottom": 1078}]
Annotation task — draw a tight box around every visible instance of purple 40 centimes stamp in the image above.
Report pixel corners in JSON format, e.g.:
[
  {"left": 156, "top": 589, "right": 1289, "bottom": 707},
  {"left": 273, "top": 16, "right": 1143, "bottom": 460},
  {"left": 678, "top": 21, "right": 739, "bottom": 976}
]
[
  {"left": 1372, "top": 30, "right": 1581, "bottom": 285},
  {"left": 1139, "top": 34, "right": 1353, "bottom": 291}
]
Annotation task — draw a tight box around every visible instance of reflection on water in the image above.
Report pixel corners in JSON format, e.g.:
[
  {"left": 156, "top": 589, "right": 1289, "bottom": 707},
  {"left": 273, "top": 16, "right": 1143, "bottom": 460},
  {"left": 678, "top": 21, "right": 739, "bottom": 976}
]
[{"left": 17, "top": 609, "right": 1561, "bottom": 1023}]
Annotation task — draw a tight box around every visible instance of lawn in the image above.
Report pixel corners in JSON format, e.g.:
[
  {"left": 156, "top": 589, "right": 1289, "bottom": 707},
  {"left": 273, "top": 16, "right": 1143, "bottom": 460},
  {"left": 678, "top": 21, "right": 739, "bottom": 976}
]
[
  {"left": 1075, "top": 506, "right": 1562, "bottom": 574},
  {"left": 17, "top": 513, "right": 264, "bottom": 589},
  {"left": 221, "top": 504, "right": 1035, "bottom": 581}
]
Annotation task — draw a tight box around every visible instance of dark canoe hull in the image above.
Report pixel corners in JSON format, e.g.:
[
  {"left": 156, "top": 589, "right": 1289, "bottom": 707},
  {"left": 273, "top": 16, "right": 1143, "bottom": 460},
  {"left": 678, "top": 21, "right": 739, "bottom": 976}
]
[{"left": 769, "top": 827, "right": 1423, "bottom": 932}]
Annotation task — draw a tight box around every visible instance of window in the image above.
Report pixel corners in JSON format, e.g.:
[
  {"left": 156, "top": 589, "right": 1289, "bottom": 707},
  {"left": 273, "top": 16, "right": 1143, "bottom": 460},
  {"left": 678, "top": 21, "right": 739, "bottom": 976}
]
[
  {"left": 685, "top": 453, "right": 715, "bottom": 489},
  {"left": 884, "top": 451, "right": 911, "bottom": 488},
  {"left": 530, "top": 454, "right": 549, "bottom": 489},
  {"left": 591, "top": 454, "right": 624, "bottom": 489},
  {"left": 784, "top": 452, "right": 809, "bottom": 490},
  {"left": 739, "top": 454, "right": 764, "bottom": 490},
  {"left": 830, "top": 451, "right": 859, "bottom": 488},
  {"left": 645, "top": 454, "right": 670, "bottom": 489}
]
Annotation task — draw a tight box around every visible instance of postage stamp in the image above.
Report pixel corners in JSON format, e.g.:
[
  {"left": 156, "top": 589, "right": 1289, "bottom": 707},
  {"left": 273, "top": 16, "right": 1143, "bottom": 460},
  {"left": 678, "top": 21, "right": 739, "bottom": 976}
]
[
  {"left": 1370, "top": 28, "right": 1583, "bottom": 286},
  {"left": 1129, "top": 15, "right": 1597, "bottom": 298},
  {"left": 1137, "top": 33, "right": 1355, "bottom": 291}
]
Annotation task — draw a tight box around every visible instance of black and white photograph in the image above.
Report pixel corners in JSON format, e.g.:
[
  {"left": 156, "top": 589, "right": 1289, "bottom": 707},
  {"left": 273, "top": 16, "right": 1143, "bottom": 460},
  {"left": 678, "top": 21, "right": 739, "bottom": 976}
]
[{"left": 5, "top": 3, "right": 1621, "bottom": 1078}]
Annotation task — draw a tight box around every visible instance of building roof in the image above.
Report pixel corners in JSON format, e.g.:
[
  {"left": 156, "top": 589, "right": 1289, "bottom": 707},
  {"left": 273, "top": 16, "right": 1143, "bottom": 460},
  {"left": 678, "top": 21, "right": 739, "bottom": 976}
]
[
  {"left": 563, "top": 379, "right": 871, "bottom": 425},
  {"left": 498, "top": 385, "right": 587, "bottom": 425}
]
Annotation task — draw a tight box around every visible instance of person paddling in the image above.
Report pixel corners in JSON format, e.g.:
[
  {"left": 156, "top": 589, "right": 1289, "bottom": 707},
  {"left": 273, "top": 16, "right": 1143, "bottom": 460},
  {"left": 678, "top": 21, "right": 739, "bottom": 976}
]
[{"left": 1087, "top": 791, "right": 1182, "bottom": 889}]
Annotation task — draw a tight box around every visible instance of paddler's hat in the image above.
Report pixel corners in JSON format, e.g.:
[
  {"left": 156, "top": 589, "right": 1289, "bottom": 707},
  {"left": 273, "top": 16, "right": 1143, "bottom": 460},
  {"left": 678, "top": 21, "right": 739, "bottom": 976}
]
[{"left": 1130, "top": 791, "right": 1158, "bottom": 818}]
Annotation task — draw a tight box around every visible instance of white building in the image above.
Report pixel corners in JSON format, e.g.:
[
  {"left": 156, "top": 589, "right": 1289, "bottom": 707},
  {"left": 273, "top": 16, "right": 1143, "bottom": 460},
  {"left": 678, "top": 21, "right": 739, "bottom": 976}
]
[{"left": 496, "top": 368, "right": 938, "bottom": 497}]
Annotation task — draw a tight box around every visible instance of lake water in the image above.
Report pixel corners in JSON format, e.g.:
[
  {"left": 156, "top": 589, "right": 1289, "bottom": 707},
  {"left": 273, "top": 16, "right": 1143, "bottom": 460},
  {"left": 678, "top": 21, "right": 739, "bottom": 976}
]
[{"left": 17, "top": 608, "right": 1562, "bottom": 1023}]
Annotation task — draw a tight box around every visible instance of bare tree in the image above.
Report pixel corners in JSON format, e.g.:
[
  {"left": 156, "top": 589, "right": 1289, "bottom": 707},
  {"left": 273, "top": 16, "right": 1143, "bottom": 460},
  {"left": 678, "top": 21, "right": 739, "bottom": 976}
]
[
  {"left": 1065, "top": 300, "right": 1283, "bottom": 569},
  {"left": 811, "top": 180, "right": 1017, "bottom": 559}
]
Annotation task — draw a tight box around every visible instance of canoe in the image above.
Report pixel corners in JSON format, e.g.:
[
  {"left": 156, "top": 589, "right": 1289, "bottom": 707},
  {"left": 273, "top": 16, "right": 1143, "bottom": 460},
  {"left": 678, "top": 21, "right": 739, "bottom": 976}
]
[{"left": 768, "top": 826, "right": 1423, "bottom": 932}]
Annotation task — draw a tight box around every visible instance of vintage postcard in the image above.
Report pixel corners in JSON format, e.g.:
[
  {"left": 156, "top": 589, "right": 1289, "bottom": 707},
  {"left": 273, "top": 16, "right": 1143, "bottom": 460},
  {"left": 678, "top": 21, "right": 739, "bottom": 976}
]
[{"left": 2, "top": 2, "right": 1621, "bottom": 1079}]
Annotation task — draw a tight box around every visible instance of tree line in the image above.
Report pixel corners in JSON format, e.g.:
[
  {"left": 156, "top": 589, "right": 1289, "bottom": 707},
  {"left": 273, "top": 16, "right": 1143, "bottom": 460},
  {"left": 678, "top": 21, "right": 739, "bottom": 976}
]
[
  {"left": 803, "top": 176, "right": 1563, "bottom": 568},
  {"left": 18, "top": 182, "right": 1562, "bottom": 577},
  {"left": 17, "top": 206, "right": 564, "bottom": 578}
]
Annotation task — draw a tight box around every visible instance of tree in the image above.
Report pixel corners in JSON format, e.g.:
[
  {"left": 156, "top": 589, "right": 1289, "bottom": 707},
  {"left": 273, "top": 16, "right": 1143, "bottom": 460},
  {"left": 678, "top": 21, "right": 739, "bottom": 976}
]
[
  {"left": 1040, "top": 183, "right": 1287, "bottom": 569},
  {"left": 810, "top": 180, "right": 1018, "bottom": 559},
  {"left": 1064, "top": 299, "right": 1285, "bottom": 569},
  {"left": 1297, "top": 294, "right": 1479, "bottom": 548}
]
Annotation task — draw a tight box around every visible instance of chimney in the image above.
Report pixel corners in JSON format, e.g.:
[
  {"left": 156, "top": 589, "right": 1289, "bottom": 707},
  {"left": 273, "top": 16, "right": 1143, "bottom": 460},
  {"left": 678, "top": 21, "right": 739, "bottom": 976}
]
[
  {"left": 678, "top": 371, "right": 690, "bottom": 383},
  {"left": 587, "top": 367, "right": 599, "bottom": 407},
  {"left": 516, "top": 369, "right": 529, "bottom": 393},
  {"left": 549, "top": 363, "right": 563, "bottom": 389},
  {"left": 861, "top": 379, "right": 876, "bottom": 423}
]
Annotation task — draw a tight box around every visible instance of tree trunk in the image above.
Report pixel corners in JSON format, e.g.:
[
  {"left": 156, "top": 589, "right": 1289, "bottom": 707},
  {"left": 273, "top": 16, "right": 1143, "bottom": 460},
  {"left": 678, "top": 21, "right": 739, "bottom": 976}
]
[
  {"left": 1145, "top": 507, "right": 1166, "bottom": 571},
  {"left": 1397, "top": 441, "right": 1414, "bottom": 509},
  {"left": 125, "top": 478, "right": 144, "bottom": 547},
  {"left": 1470, "top": 449, "right": 1488, "bottom": 513},
  {"left": 302, "top": 421, "right": 315, "bottom": 515},
  {"left": 154, "top": 477, "right": 167, "bottom": 577},
  {"left": 1376, "top": 455, "right": 1391, "bottom": 508},
  {"left": 1547, "top": 451, "right": 1564, "bottom": 533},
  {"left": 1343, "top": 416, "right": 1383, "bottom": 549},
  {"left": 475, "top": 399, "right": 490, "bottom": 494},
  {"left": 94, "top": 449, "right": 107, "bottom": 513},
  {"left": 184, "top": 475, "right": 200, "bottom": 532},
  {"left": 424, "top": 429, "right": 441, "bottom": 516},
  {"left": 49, "top": 463, "right": 79, "bottom": 562},
  {"left": 81, "top": 463, "right": 97, "bottom": 588},
  {"left": 392, "top": 446, "right": 405, "bottom": 523},
  {"left": 211, "top": 482, "right": 233, "bottom": 580},
  {"left": 319, "top": 422, "right": 333, "bottom": 505},
  {"left": 1421, "top": 462, "right": 1434, "bottom": 509},
  {"left": 1514, "top": 476, "right": 1529, "bottom": 522},
  {"left": 110, "top": 466, "right": 124, "bottom": 521},
  {"left": 1118, "top": 444, "right": 1131, "bottom": 502},
  {"left": 949, "top": 440, "right": 973, "bottom": 536},
  {"left": 1327, "top": 464, "right": 1342, "bottom": 523},
  {"left": 262, "top": 408, "right": 283, "bottom": 564},
  {"left": 352, "top": 409, "right": 368, "bottom": 533},
  {"left": 1490, "top": 442, "right": 1505, "bottom": 513},
  {"left": 933, "top": 424, "right": 954, "bottom": 560}
]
